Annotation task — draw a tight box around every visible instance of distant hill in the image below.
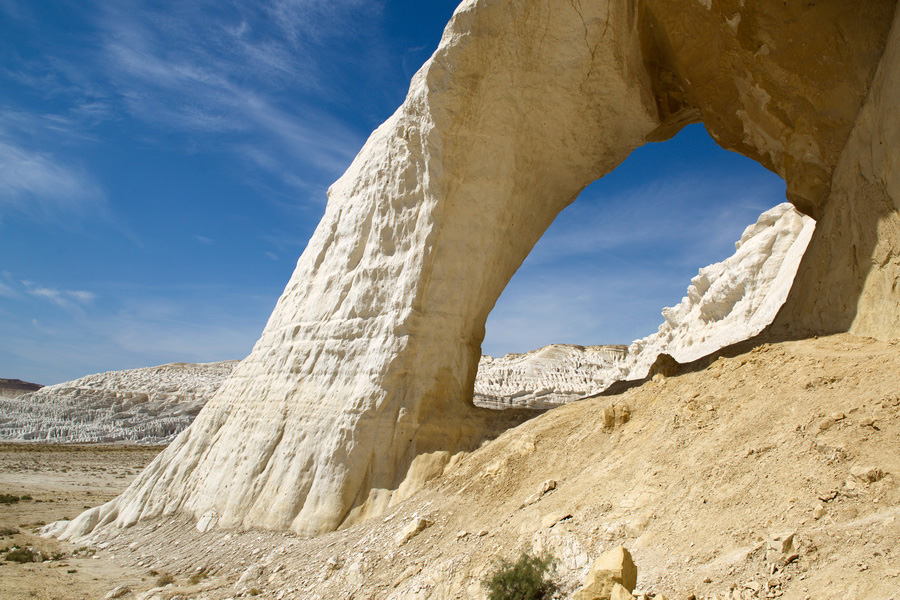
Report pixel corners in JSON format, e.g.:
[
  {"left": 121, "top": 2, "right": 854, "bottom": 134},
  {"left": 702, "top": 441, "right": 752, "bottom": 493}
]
[{"left": 0, "top": 378, "right": 43, "bottom": 399}]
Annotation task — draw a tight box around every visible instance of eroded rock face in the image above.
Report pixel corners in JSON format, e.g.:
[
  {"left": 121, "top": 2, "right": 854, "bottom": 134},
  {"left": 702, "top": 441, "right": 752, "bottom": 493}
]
[
  {"left": 0, "top": 362, "right": 237, "bottom": 444},
  {"left": 475, "top": 345, "right": 628, "bottom": 409},
  {"left": 622, "top": 203, "right": 815, "bottom": 380},
  {"left": 59, "top": 0, "right": 899, "bottom": 539}
]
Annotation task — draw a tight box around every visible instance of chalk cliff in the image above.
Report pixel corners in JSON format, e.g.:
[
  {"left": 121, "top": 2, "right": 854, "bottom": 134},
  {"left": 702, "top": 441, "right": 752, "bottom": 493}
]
[
  {"left": 58, "top": 0, "right": 899, "bottom": 540},
  {"left": 0, "top": 362, "right": 237, "bottom": 444}
]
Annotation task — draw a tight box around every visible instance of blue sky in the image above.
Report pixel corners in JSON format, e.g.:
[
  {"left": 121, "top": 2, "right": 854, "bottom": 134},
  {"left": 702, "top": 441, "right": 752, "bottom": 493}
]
[{"left": 0, "top": 0, "right": 786, "bottom": 384}]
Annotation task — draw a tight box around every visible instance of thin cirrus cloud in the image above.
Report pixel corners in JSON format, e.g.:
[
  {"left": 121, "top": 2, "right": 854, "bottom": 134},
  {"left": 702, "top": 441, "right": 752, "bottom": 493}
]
[
  {"left": 93, "top": 0, "right": 375, "bottom": 192},
  {"left": 0, "top": 139, "right": 105, "bottom": 221},
  {"left": 21, "top": 280, "right": 96, "bottom": 311}
]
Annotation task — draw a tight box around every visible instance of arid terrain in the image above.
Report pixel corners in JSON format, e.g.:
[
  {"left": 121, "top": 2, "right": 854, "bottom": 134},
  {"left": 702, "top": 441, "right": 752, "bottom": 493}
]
[
  {"left": 2, "top": 333, "right": 897, "bottom": 599},
  {"left": 0, "top": 444, "right": 162, "bottom": 600}
]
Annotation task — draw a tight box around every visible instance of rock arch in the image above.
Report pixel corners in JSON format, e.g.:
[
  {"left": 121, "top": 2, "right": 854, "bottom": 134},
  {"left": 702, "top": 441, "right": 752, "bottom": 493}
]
[{"left": 60, "top": 0, "right": 899, "bottom": 538}]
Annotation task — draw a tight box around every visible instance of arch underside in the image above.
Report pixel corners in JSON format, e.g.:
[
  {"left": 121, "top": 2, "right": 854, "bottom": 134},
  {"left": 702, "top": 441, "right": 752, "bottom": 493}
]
[{"left": 58, "top": 0, "right": 900, "bottom": 539}]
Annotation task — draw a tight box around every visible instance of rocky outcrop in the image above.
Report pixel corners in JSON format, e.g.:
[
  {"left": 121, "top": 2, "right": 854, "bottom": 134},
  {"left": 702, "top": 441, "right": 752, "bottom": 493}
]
[
  {"left": 58, "top": 0, "right": 899, "bottom": 540},
  {"left": 573, "top": 546, "right": 637, "bottom": 600},
  {"left": 621, "top": 203, "right": 814, "bottom": 380},
  {"left": 475, "top": 345, "right": 627, "bottom": 409},
  {"left": 0, "top": 362, "right": 237, "bottom": 444},
  {"left": 0, "top": 202, "right": 813, "bottom": 442}
]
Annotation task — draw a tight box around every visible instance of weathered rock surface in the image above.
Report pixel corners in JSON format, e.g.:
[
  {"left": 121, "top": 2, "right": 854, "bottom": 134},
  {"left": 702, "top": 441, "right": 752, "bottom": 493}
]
[
  {"left": 475, "top": 344, "right": 627, "bottom": 409},
  {"left": 57, "top": 0, "right": 900, "bottom": 540},
  {"left": 0, "top": 362, "right": 237, "bottom": 444},
  {"left": 573, "top": 546, "right": 638, "bottom": 600},
  {"left": 0, "top": 203, "right": 812, "bottom": 444},
  {"left": 1, "top": 201, "right": 813, "bottom": 446},
  {"left": 621, "top": 203, "right": 814, "bottom": 380}
]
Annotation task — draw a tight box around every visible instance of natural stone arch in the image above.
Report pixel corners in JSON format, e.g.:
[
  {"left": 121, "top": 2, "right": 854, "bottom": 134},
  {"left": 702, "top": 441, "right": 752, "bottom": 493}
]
[{"left": 59, "top": 0, "right": 899, "bottom": 539}]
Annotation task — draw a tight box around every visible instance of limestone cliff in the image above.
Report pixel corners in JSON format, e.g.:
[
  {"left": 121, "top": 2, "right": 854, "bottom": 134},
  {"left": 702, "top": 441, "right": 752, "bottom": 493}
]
[{"left": 58, "top": 0, "right": 900, "bottom": 540}]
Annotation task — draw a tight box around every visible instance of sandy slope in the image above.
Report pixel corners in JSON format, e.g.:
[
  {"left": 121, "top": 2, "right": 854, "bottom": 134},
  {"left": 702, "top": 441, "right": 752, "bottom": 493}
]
[{"left": 23, "top": 333, "right": 896, "bottom": 600}]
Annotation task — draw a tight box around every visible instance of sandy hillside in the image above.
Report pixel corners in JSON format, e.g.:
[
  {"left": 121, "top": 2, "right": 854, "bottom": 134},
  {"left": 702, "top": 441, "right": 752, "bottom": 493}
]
[{"left": 7, "top": 333, "right": 894, "bottom": 600}]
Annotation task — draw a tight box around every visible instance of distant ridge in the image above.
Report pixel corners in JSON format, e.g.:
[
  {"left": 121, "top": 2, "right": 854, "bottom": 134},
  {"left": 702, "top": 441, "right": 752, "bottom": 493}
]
[{"left": 0, "top": 378, "right": 43, "bottom": 399}]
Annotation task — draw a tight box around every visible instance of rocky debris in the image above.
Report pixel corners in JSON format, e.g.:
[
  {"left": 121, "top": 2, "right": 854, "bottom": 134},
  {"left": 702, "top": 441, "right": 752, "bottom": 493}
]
[
  {"left": 23, "top": 334, "right": 899, "bottom": 599},
  {"left": 0, "top": 361, "right": 238, "bottom": 444},
  {"left": 0, "top": 378, "right": 42, "bottom": 399},
  {"left": 610, "top": 583, "right": 635, "bottom": 600},
  {"left": 602, "top": 404, "right": 632, "bottom": 431},
  {"left": 104, "top": 585, "right": 131, "bottom": 599},
  {"left": 396, "top": 516, "right": 434, "bottom": 546},
  {"left": 850, "top": 465, "right": 885, "bottom": 483},
  {"left": 520, "top": 479, "right": 558, "bottom": 508},
  {"left": 573, "top": 546, "right": 637, "bottom": 600}
]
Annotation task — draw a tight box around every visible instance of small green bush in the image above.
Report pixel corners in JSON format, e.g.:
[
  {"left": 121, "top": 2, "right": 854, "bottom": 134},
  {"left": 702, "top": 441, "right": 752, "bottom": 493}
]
[
  {"left": 482, "top": 550, "right": 559, "bottom": 600},
  {"left": 5, "top": 547, "right": 40, "bottom": 563},
  {"left": 247, "top": 589, "right": 263, "bottom": 597}
]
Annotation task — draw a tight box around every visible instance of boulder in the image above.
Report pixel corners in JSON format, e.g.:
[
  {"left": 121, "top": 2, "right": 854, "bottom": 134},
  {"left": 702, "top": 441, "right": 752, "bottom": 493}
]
[{"left": 573, "top": 546, "right": 638, "bottom": 600}]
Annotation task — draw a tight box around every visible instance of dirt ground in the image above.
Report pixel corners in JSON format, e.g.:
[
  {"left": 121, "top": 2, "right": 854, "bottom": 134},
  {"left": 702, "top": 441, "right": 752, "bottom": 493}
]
[
  {"left": 1, "top": 334, "right": 899, "bottom": 600},
  {"left": 0, "top": 444, "right": 162, "bottom": 600}
]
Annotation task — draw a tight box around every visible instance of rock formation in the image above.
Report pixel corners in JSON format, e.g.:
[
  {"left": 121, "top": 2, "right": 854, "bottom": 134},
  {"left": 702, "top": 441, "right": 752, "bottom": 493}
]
[
  {"left": 0, "top": 362, "right": 237, "bottom": 444},
  {"left": 621, "top": 203, "right": 815, "bottom": 380},
  {"left": 58, "top": 0, "right": 900, "bottom": 540},
  {"left": 0, "top": 202, "right": 812, "bottom": 442},
  {"left": 475, "top": 345, "right": 627, "bottom": 409}
]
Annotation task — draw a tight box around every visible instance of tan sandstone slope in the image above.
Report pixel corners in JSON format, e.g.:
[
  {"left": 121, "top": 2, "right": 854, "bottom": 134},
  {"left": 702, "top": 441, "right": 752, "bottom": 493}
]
[
  {"left": 57, "top": 0, "right": 900, "bottom": 545},
  {"left": 52, "top": 334, "right": 898, "bottom": 600}
]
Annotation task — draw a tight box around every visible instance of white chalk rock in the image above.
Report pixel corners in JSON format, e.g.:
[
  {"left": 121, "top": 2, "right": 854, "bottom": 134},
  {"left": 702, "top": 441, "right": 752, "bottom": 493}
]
[
  {"left": 59, "top": 0, "right": 661, "bottom": 540},
  {"left": 54, "top": 0, "right": 898, "bottom": 541},
  {"left": 622, "top": 203, "right": 815, "bottom": 380},
  {"left": 0, "top": 361, "right": 237, "bottom": 444},
  {"left": 474, "top": 345, "right": 627, "bottom": 408}
]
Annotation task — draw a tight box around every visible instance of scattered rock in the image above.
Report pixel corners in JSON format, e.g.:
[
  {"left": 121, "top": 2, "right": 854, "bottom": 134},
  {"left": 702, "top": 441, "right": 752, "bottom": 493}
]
[
  {"left": 396, "top": 516, "right": 433, "bottom": 546},
  {"left": 768, "top": 532, "right": 796, "bottom": 557},
  {"left": 521, "top": 479, "right": 558, "bottom": 507},
  {"left": 850, "top": 465, "right": 885, "bottom": 483},
  {"left": 541, "top": 512, "right": 573, "bottom": 529},
  {"left": 813, "top": 504, "right": 826, "bottom": 520},
  {"left": 573, "top": 546, "right": 637, "bottom": 600},
  {"left": 610, "top": 582, "right": 636, "bottom": 600},
  {"left": 105, "top": 586, "right": 131, "bottom": 599},
  {"left": 237, "top": 564, "right": 265, "bottom": 585},
  {"left": 648, "top": 353, "right": 681, "bottom": 378}
]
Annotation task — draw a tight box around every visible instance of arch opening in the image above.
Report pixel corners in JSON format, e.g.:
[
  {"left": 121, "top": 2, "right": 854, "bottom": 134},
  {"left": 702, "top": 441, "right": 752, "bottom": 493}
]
[{"left": 472, "top": 124, "right": 816, "bottom": 411}]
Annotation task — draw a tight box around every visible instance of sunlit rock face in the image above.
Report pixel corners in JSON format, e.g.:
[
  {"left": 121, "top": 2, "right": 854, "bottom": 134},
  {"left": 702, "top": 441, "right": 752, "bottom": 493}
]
[
  {"left": 623, "top": 203, "right": 815, "bottom": 380},
  {"left": 59, "top": 0, "right": 899, "bottom": 540},
  {"left": 474, "top": 344, "right": 628, "bottom": 409},
  {"left": 0, "top": 362, "right": 237, "bottom": 444}
]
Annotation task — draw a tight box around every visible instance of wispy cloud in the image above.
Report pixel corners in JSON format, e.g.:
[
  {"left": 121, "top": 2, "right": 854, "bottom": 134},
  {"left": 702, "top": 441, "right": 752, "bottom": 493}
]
[
  {"left": 0, "top": 139, "right": 105, "bottom": 221},
  {"left": 21, "top": 280, "right": 97, "bottom": 312},
  {"left": 89, "top": 0, "right": 379, "bottom": 198},
  {"left": 0, "top": 271, "right": 19, "bottom": 298}
]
